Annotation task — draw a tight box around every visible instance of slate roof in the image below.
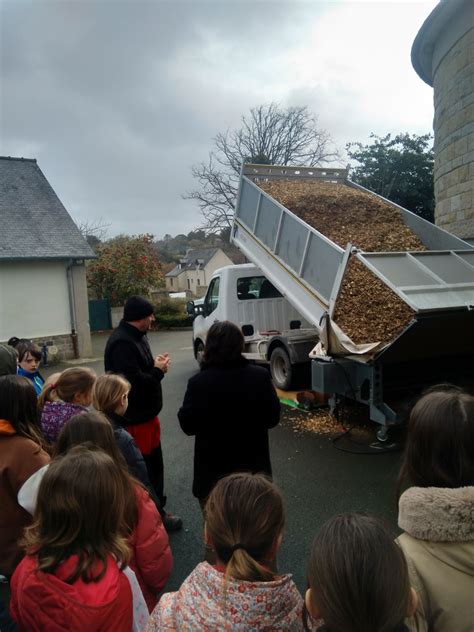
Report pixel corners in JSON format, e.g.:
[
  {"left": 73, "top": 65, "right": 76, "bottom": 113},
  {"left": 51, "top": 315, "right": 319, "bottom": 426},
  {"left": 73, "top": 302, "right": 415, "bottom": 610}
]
[
  {"left": 0, "top": 157, "right": 96, "bottom": 260},
  {"left": 166, "top": 248, "right": 219, "bottom": 277}
]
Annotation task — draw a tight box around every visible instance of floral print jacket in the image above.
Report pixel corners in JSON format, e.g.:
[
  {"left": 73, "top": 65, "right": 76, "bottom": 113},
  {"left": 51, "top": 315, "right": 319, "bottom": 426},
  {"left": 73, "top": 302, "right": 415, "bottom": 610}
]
[{"left": 146, "top": 562, "right": 310, "bottom": 631}]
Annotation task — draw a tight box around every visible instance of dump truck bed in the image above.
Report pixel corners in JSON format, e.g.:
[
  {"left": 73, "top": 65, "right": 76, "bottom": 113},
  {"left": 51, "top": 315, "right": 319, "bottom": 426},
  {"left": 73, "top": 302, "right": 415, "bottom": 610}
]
[{"left": 232, "top": 164, "right": 473, "bottom": 338}]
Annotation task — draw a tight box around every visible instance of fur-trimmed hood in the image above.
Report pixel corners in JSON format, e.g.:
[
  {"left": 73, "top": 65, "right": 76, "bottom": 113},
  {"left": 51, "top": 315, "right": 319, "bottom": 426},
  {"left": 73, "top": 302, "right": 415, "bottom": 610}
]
[{"left": 398, "top": 486, "right": 474, "bottom": 542}]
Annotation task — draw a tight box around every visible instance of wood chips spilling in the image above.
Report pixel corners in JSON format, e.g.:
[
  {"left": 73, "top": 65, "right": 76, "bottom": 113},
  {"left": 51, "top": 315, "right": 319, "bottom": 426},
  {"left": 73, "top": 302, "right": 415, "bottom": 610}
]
[{"left": 258, "top": 179, "right": 423, "bottom": 345}]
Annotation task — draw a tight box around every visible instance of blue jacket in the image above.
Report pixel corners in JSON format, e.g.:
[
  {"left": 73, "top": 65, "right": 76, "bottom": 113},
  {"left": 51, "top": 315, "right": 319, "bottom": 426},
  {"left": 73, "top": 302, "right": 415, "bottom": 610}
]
[{"left": 17, "top": 368, "right": 44, "bottom": 396}]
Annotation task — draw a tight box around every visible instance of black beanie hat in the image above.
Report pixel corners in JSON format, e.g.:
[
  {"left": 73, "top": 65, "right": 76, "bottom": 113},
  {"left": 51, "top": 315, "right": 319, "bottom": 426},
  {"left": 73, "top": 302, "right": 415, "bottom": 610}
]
[{"left": 123, "top": 296, "right": 154, "bottom": 321}]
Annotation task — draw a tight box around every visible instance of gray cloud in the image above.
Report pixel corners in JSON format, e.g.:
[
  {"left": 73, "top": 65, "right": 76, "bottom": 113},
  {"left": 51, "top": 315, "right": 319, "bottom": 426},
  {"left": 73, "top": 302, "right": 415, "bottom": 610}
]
[{"left": 1, "top": 0, "right": 436, "bottom": 238}]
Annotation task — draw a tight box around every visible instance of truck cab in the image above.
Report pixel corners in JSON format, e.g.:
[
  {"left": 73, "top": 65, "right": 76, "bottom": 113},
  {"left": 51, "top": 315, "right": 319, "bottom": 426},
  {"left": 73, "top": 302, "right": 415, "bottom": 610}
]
[{"left": 189, "top": 263, "right": 318, "bottom": 389}]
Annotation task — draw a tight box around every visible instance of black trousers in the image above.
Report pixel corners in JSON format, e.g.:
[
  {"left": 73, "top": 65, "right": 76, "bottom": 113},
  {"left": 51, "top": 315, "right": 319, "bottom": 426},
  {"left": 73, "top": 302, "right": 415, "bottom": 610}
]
[{"left": 143, "top": 443, "right": 166, "bottom": 515}]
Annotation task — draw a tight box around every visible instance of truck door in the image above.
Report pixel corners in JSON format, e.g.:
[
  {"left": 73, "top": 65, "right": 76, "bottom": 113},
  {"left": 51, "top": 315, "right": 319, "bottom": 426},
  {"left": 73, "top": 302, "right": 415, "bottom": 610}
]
[{"left": 192, "top": 275, "right": 221, "bottom": 364}]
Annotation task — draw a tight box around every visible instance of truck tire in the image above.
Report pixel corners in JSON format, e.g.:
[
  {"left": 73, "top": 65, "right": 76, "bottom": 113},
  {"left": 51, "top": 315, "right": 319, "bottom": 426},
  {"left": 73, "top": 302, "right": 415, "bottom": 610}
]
[
  {"left": 270, "top": 347, "right": 294, "bottom": 390},
  {"left": 195, "top": 340, "right": 205, "bottom": 367}
]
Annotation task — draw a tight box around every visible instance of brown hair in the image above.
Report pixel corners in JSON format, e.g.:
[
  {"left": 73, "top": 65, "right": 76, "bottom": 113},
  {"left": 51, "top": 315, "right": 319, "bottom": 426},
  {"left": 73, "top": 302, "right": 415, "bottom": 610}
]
[
  {"left": 38, "top": 367, "right": 96, "bottom": 409},
  {"left": 93, "top": 373, "right": 130, "bottom": 414},
  {"left": 398, "top": 385, "right": 474, "bottom": 494},
  {"left": 23, "top": 446, "right": 130, "bottom": 583},
  {"left": 0, "top": 375, "right": 47, "bottom": 448},
  {"left": 202, "top": 321, "right": 245, "bottom": 368},
  {"left": 54, "top": 411, "right": 138, "bottom": 531},
  {"left": 14, "top": 340, "right": 42, "bottom": 363},
  {"left": 306, "top": 513, "right": 410, "bottom": 632},
  {"left": 205, "top": 472, "right": 284, "bottom": 583}
]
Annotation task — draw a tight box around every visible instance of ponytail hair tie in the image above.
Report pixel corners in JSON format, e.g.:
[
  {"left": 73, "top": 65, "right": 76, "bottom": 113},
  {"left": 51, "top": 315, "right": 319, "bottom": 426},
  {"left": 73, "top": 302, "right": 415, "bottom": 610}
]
[{"left": 230, "top": 543, "right": 246, "bottom": 553}]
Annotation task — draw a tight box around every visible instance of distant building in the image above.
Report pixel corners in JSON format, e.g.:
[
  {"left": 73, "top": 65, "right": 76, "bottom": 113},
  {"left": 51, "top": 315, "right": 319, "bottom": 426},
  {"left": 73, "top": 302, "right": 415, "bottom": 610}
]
[
  {"left": 411, "top": 0, "right": 473, "bottom": 243},
  {"left": 165, "top": 248, "right": 233, "bottom": 297},
  {"left": 0, "top": 157, "right": 96, "bottom": 359}
]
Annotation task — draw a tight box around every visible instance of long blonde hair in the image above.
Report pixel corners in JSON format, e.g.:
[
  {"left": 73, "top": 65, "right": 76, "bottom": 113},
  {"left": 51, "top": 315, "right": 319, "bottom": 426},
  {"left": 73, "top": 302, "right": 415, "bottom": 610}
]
[{"left": 93, "top": 373, "right": 130, "bottom": 414}]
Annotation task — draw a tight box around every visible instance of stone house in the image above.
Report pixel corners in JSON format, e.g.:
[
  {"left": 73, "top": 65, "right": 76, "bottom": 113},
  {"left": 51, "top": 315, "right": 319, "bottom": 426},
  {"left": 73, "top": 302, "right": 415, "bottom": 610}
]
[
  {"left": 0, "top": 157, "right": 96, "bottom": 360},
  {"left": 165, "top": 248, "right": 233, "bottom": 297},
  {"left": 411, "top": 0, "right": 473, "bottom": 244}
]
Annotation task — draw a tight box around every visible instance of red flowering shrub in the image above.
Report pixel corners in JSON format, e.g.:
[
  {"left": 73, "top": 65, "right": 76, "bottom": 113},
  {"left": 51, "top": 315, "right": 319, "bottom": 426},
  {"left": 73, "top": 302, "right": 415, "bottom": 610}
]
[{"left": 87, "top": 234, "right": 163, "bottom": 306}]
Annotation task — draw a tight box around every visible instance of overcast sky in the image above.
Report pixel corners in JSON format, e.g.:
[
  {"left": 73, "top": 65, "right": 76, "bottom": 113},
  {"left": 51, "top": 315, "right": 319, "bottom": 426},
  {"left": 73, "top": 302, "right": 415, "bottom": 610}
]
[{"left": 1, "top": 0, "right": 439, "bottom": 239}]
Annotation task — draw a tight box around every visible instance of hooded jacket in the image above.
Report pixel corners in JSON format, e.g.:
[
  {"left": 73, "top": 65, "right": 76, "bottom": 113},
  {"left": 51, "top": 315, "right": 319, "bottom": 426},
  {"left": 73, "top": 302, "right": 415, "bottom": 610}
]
[
  {"left": 397, "top": 486, "right": 474, "bottom": 632},
  {"left": 0, "top": 421, "right": 50, "bottom": 576},
  {"left": 146, "top": 561, "right": 306, "bottom": 631},
  {"left": 0, "top": 344, "right": 17, "bottom": 376},
  {"left": 10, "top": 554, "right": 133, "bottom": 632},
  {"left": 129, "top": 484, "right": 172, "bottom": 611},
  {"left": 16, "top": 469, "right": 172, "bottom": 614}
]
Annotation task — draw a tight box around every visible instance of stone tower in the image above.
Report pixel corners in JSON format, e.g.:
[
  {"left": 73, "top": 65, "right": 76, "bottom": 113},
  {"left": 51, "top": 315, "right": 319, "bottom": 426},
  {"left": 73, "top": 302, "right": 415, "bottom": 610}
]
[{"left": 411, "top": 0, "right": 473, "bottom": 243}]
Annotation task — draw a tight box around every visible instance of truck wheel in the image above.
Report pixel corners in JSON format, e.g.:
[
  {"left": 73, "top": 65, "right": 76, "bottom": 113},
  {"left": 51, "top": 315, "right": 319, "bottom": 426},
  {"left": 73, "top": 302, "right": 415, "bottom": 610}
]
[
  {"left": 195, "top": 340, "right": 205, "bottom": 367},
  {"left": 270, "top": 347, "right": 293, "bottom": 390}
]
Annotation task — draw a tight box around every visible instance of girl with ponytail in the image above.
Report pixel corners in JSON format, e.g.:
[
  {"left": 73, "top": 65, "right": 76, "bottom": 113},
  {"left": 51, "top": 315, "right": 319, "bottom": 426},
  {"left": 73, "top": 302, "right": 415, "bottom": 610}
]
[
  {"left": 38, "top": 367, "right": 96, "bottom": 444},
  {"left": 146, "top": 473, "right": 308, "bottom": 631}
]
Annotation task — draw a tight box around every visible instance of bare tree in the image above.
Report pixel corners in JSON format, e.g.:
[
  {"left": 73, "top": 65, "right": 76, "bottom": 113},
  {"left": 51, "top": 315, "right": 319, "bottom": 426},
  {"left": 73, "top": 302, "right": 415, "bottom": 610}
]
[
  {"left": 185, "top": 103, "right": 340, "bottom": 233},
  {"left": 74, "top": 217, "right": 110, "bottom": 248}
]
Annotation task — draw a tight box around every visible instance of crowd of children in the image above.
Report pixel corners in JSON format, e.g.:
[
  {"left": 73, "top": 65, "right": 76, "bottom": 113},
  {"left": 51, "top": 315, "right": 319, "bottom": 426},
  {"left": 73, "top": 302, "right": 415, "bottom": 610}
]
[{"left": 0, "top": 338, "right": 472, "bottom": 632}]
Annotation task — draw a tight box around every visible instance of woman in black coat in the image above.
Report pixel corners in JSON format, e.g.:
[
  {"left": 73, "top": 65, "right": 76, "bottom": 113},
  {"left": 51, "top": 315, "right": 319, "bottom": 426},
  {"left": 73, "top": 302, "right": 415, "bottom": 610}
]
[{"left": 178, "top": 321, "right": 280, "bottom": 504}]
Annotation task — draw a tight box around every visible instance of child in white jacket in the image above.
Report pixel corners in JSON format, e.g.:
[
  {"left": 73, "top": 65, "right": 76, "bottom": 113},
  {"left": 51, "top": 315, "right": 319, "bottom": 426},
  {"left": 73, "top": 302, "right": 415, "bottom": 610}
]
[{"left": 397, "top": 385, "right": 474, "bottom": 632}]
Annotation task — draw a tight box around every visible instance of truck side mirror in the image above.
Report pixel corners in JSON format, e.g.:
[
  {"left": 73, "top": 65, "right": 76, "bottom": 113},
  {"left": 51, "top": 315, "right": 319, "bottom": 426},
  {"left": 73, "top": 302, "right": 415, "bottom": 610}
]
[{"left": 186, "top": 301, "right": 195, "bottom": 316}]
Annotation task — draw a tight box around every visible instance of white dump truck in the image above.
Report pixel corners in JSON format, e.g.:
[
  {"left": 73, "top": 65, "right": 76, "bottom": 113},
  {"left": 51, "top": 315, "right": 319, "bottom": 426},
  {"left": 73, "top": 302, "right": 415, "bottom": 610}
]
[
  {"left": 188, "top": 262, "right": 318, "bottom": 389},
  {"left": 188, "top": 163, "right": 474, "bottom": 439},
  {"left": 223, "top": 163, "right": 474, "bottom": 440}
]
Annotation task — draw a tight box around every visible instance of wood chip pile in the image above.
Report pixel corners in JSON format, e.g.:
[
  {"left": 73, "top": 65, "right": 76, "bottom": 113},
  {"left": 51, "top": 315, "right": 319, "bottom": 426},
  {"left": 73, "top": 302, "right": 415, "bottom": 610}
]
[
  {"left": 283, "top": 406, "right": 342, "bottom": 437},
  {"left": 282, "top": 405, "right": 374, "bottom": 440},
  {"left": 333, "top": 258, "right": 415, "bottom": 344},
  {"left": 258, "top": 180, "right": 426, "bottom": 252},
  {"left": 258, "top": 179, "right": 423, "bottom": 345}
]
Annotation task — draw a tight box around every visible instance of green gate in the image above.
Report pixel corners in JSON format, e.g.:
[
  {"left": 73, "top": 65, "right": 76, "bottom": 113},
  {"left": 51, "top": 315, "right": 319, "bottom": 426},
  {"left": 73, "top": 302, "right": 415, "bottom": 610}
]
[{"left": 88, "top": 299, "right": 112, "bottom": 331}]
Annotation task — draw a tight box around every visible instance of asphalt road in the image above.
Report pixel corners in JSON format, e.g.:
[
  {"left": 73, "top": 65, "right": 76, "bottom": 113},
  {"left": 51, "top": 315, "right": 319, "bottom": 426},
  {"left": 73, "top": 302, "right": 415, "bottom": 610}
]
[{"left": 44, "top": 329, "right": 404, "bottom": 594}]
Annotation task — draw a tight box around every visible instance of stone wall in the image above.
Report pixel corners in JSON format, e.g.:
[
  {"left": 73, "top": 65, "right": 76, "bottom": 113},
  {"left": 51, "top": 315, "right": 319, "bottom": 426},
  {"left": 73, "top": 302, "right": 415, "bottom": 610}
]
[
  {"left": 26, "top": 334, "right": 76, "bottom": 364},
  {"left": 433, "top": 26, "right": 474, "bottom": 239}
]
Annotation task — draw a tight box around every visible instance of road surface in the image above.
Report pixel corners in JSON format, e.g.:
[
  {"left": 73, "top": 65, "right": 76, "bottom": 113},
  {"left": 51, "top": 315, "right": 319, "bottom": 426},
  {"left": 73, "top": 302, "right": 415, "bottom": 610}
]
[{"left": 43, "top": 329, "right": 403, "bottom": 593}]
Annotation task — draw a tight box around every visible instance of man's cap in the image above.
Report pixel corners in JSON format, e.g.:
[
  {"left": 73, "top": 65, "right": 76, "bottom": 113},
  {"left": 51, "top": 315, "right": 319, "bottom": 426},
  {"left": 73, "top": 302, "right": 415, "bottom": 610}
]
[{"left": 123, "top": 296, "right": 154, "bottom": 322}]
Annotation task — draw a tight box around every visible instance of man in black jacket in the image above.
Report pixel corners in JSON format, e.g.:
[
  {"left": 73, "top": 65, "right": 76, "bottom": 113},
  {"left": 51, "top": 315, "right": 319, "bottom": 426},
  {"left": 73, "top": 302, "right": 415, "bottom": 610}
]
[{"left": 104, "top": 295, "right": 182, "bottom": 531}]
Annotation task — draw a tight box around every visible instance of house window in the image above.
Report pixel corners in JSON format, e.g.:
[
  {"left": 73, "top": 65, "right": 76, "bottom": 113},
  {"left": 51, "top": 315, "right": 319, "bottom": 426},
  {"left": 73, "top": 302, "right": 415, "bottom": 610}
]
[
  {"left": 187, "top": 279, "right": 190, "bottom": 290},
  {"left": 170, "top": 278, "right": 173, "bottom": 286},
  {"left": 197, "top": 279, "right": 200, "bottom": 286}
]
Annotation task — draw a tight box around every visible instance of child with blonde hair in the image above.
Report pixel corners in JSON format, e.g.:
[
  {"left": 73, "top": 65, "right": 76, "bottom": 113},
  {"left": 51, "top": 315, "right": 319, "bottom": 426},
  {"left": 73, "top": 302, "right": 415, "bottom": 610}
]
[
  {"left": 40, "top": 372, "right": 61, "bottom": 403},
  {"left": 147, "top": 472, "right": 306, "bottom": 631},
  {"left": 39, "top": 367, "right": 96, "bottom": 443},
  {"left": 10, "top": 446, "right": 142, "bottom": 631},
  {"left": 93, "top": 373, "right": 153, "bottom": 491}
]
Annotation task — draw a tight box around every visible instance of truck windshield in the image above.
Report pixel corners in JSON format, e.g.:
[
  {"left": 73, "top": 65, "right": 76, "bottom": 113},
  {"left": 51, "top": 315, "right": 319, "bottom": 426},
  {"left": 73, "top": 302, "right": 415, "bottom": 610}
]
[{"left": 237, "top": 276, "right": 282, "bottom": 300}]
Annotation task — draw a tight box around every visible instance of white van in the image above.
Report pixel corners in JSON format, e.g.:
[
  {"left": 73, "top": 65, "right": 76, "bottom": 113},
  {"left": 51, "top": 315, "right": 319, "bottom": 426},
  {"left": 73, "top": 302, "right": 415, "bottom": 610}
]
[{"left": 187, "top": 264, "right": 318, "bottom": 389}]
